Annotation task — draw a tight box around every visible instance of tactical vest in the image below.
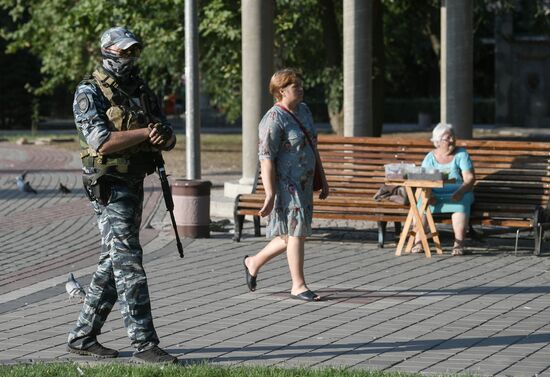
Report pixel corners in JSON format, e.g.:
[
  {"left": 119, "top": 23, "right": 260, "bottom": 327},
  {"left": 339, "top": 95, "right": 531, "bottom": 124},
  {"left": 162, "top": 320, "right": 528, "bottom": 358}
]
[{"left": 78, "top": 67, "right": 158, "bottom": 179}]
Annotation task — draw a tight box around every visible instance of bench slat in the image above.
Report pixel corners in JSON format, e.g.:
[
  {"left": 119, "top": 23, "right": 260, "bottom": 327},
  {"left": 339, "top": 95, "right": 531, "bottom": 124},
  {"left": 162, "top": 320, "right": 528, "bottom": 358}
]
[
  {"left": 321, "top": 160, "right": 550, "bottom": 171},
  {"left": 318, "top": 135, "right": 550, "bottom": 151}
]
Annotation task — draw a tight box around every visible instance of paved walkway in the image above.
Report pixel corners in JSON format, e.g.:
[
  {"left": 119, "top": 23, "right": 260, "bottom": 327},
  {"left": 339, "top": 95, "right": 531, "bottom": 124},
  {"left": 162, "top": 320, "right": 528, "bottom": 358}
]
[
  {"left": 0, "top": 143, "right": 163, "bottom": 295},
  {"left": 2, "top": 142, "right": 550, "bottom": 377}
]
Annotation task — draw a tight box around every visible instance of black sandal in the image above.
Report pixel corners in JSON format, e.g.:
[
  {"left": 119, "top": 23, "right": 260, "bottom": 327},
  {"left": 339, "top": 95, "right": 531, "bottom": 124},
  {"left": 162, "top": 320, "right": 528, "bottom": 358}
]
[
  {"left": 243, "top": 256, "right": 257, "bottom": 291},
  {"left": 290, "top": 290, "right": 321, "bottom": 302}
]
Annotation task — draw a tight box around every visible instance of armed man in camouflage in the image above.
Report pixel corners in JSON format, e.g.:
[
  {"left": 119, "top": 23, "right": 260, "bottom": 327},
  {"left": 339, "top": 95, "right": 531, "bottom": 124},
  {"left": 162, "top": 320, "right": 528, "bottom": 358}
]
[{"left": 67, "top": 26, "right": 177, "bottom": 364}]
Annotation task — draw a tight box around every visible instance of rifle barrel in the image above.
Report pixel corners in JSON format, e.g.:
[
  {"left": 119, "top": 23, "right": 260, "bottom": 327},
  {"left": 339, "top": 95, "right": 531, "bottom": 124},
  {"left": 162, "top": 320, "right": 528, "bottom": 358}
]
[
  {"left": 169, "top": 211, "right": 184, "bottom": 258},
  {"left": 140, "top": 86, "right": 184, "bottom": 258}
]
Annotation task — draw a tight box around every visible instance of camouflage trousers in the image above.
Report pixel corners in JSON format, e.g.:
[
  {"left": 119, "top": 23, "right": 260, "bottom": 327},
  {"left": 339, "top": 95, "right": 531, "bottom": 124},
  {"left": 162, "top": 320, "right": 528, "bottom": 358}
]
[{"left": 68, "top": 178, "right": 159, "bottom": 350}]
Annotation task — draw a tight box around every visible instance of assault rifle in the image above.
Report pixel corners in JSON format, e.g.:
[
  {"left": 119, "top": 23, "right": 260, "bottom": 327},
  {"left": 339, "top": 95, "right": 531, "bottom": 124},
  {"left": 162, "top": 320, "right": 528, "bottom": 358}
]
[{"left": 140, "top": 86, "right": 184, "bottom": 258}]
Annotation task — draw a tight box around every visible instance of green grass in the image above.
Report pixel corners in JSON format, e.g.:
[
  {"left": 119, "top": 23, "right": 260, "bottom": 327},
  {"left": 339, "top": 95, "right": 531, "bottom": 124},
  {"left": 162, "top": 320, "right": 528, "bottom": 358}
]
[
  {"left": 194, "top": 134, "right": 241, "bottom": 149},
  {"left": 0, "top": 362, "right": 471, "bottom": 377}
]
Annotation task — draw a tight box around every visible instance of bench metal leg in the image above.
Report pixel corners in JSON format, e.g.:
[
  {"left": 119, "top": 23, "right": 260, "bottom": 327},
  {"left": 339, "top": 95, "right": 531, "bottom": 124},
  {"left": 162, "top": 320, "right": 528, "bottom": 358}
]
[
  {"left": 534, "top": 225, "right": 543, "bottom": 256},
  {"left": 533, "top": 223, "right": 550, "bottom": 255},
  {"left": 514, "top": 229, "right": 520, "bottom": 256},
  {"left": 253, "top": 215, "right": 261, "bottom": 237},
  {"left": 534, "top": 206, "right": 544, "bottom": 256},
  {"left": 377, "top": 221, "right": 387, "bottom": 248},
  {"left": 233, "top": 194, "right": 245, "bottom": 242},
  {"left": 233, "top": 214, "right": 245, "bottom": 242}
]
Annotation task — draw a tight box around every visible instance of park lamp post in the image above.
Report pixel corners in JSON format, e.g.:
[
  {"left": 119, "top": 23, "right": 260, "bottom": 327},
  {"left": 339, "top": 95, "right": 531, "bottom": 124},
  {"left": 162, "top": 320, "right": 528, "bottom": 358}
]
[
  {"left": 172, "top": 0, "right": 211, "bottom": 240},
  {"left": 185, "top": 0, "right": 201, "bottom": 180}
]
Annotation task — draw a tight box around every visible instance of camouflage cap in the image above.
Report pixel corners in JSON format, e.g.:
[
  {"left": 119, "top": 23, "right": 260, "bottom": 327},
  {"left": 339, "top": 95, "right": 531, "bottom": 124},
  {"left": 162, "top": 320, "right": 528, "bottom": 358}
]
[{"left": 100, "top": 26, "right": 142, "bottom": 50}]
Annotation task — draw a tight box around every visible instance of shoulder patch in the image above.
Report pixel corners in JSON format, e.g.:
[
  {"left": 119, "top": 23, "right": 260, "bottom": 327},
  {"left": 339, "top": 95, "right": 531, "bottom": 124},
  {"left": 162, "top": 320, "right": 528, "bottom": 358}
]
[{"left": 76, "top": 93, "right": 90, "bottom": 113}]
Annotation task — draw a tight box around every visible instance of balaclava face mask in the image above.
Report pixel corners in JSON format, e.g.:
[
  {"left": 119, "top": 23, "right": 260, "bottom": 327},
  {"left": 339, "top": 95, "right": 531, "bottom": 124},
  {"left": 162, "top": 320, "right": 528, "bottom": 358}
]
[
  {"left": 101, "top": 50, "right": 139, "bottom": 79},
  {"left": 99, "top": 26, "right": 142, "bottom": 81}
]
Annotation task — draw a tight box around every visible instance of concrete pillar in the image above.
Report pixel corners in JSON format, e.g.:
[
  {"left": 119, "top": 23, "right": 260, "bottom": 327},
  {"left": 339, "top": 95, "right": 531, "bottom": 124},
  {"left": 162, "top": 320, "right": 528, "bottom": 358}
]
[
  {"left": 343, "top": 0, "right": 373, "bottom": 137},
  {"left": 440, "top": 0, "right": 473, "bottom": 139},
  {"left": 240, "top": 0, "right": 274, "bottom": 186}
]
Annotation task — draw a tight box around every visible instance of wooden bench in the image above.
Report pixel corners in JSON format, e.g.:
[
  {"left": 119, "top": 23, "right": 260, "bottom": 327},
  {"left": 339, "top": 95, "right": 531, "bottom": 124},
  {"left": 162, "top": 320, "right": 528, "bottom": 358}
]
[{"left": 233, "top": 135, "right": 550, "bottom": 255}]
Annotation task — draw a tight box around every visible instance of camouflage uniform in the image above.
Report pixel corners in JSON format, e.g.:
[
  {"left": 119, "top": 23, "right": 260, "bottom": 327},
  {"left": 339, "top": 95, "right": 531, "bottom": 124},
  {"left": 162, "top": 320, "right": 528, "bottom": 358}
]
[{"left": 68, "top": 64, "right": 171, "bottom": 351}]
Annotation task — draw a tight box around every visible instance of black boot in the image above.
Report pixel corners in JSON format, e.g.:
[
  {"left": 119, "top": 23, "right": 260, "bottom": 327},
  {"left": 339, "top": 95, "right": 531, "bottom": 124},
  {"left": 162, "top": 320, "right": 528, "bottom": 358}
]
[
  {"left": 133, "top": 345, "right": 178, "bottom": 364},
  {"left": 66, "top": 342, "right": 118, "bottom": 358}
]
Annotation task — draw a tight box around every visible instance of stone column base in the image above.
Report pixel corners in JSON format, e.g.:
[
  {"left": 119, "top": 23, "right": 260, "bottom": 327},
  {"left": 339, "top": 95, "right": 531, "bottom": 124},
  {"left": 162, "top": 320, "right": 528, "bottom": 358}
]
[{"left": 224, "top": 181, "right": 254, "bottom": 199}]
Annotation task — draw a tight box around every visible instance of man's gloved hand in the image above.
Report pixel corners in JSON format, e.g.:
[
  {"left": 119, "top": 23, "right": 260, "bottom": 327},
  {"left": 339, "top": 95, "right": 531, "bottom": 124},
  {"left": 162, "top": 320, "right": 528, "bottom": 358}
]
[{"left": 148, "top": 123, "right": 173, "bottom": 146}]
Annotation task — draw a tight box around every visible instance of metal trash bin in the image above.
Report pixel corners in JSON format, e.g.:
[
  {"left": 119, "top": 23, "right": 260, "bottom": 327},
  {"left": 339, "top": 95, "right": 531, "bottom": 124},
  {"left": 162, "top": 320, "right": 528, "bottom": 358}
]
[{"left": 172, "top": 179, "right": 212, "bottom": 238}]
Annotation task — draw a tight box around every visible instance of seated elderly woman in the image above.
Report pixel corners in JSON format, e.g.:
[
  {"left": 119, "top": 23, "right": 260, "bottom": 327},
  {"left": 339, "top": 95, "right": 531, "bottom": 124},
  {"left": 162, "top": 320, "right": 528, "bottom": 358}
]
[{"left": 412, "top": 123, "right": 476, "bottom": 256}]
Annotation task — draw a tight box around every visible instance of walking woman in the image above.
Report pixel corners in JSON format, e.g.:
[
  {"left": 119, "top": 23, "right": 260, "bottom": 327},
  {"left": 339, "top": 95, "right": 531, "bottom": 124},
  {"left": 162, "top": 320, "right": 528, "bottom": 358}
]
[{"left": 243, "top": 68, "right": 329, "bottom": 302}]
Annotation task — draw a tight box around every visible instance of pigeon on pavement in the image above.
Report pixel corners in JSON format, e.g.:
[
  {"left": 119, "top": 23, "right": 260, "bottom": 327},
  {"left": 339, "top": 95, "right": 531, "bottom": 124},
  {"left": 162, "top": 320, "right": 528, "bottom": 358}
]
[
  {"left": 59, "top": 183, "right": 71, "bottom": 194},
  {"left": 15, "top": 171, "right": 37, "bottom": 194},
  {"left": 17, "top": 170, "right": 28, "bottom": 181},
  {"left": 65, "top": 273, "right": 86, "bottom": 303}
]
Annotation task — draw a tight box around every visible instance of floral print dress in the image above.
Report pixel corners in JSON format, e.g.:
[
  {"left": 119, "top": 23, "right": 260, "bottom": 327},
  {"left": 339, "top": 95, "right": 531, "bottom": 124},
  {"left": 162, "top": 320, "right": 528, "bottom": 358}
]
[{"left": 258, "top": 103, "right": 317, "bottom": 238}]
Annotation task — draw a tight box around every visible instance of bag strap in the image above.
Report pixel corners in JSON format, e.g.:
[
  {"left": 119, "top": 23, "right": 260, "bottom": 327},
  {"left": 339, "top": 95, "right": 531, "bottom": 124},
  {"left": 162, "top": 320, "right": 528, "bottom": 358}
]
[
  {"left": 276, "top": 103, "right": 325, "bottom": 190},
  {"left": 275, "top": 103, "right": 316, "bottom": 150}
]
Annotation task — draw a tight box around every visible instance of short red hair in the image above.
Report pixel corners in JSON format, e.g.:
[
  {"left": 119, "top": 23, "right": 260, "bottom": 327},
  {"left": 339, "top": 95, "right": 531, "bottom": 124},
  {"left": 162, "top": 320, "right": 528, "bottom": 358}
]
[{"left": 269, "top": 68, "right": 302, "bottom": 101}]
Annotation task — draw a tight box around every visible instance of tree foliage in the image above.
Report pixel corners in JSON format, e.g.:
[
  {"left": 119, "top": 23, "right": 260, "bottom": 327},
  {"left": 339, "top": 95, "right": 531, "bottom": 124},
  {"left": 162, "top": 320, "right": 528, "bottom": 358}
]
[
  {"left": 0, "top": 0, "right": 344, "bottom": 127},
  {"left": 198, "top": 0, "right": 241, "bottom": 122},
  {"left": 0, "top": 0, "right": 185, "bottom": 95},
  {"left": 0, "top": 9, "right": 41, "bottom": 128},
  {"left": 382, "top": 0, "right": 440, "bottom": 98},
  {"left": 198, "top": 0, "right": 343, "bottom": 124},
  {"left": 2, "top": 0, "right": 548, "bottom": 130}
]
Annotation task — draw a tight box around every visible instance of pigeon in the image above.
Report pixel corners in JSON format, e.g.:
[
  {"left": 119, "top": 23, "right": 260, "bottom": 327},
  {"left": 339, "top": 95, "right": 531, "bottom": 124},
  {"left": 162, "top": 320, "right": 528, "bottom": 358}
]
[
  {"left": 65, "top": 273, "right": 86, "bottom": 303},
  {"left": 59, "top": 183, "right": 71, "bottom": 194},
  {"left": 15, "top": 170, "right": 37, "bottom": 194},
  {"left": 210, "top": 219, "right": 231, "bottom": 232}
]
